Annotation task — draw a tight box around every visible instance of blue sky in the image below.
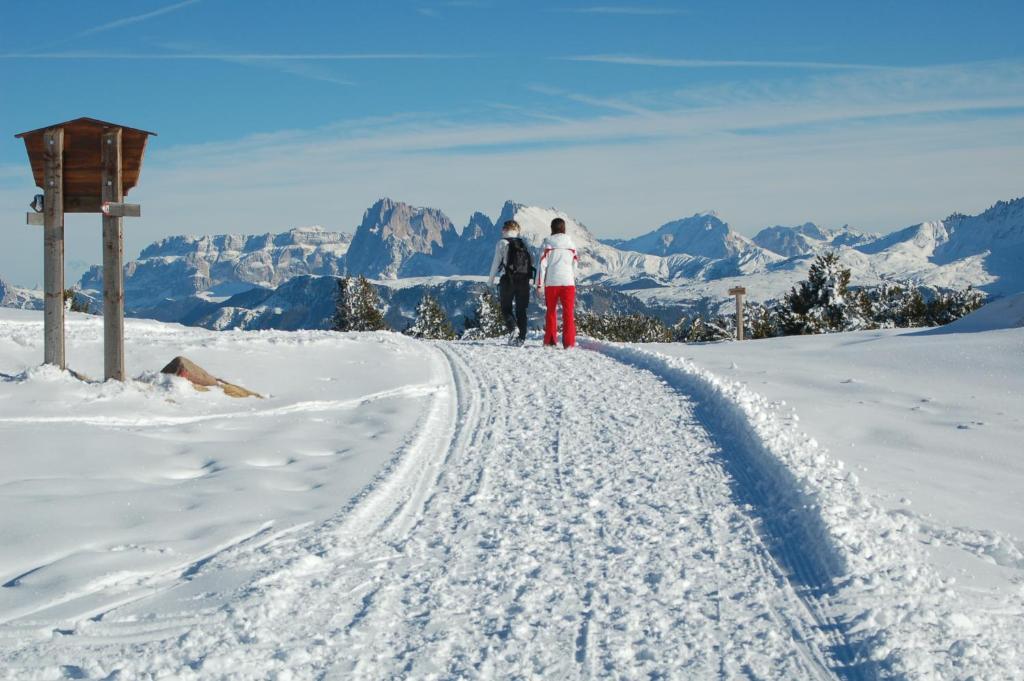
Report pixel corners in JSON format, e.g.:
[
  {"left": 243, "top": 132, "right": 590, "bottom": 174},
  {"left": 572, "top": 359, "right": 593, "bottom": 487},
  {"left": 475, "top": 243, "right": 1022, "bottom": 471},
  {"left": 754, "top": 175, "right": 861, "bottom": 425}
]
[{"left": 2, "top": 0, "right": 1024, "bottom": 286}]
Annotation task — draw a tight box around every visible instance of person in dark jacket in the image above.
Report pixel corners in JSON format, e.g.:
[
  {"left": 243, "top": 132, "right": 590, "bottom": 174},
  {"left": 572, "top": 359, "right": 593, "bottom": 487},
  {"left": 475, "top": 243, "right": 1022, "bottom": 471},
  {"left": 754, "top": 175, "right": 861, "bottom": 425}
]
[{"left": 488, "top": 220, "right": 534, "bottom": 345}]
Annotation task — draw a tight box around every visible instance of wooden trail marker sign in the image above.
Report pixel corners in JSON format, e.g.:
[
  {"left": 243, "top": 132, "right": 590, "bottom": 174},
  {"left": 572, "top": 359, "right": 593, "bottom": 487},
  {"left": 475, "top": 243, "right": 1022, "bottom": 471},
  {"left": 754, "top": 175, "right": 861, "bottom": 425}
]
[
  {"left": 16, "top": 118, "right": 155, "bottom": 380},
  {"left": 728, "top": 286, "right": 747, "bottom": 341}
]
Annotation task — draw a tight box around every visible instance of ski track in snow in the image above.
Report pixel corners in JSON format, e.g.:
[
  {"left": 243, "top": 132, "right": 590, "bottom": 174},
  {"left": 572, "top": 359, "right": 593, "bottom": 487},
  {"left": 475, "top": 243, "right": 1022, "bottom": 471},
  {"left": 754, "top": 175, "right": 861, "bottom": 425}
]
[{"left": 0, "top": 339, "right": 977, "bottom": 679}]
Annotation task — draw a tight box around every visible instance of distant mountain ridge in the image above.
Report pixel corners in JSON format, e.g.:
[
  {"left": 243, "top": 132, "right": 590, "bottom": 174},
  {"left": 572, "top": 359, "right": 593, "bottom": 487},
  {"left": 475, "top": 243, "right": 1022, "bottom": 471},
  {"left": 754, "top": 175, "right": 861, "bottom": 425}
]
[
  {"left": 4, "top": 194, "right": 1020, "bottom": 330},
  {"left": 79, "top": 226, "right": 351, "bottom": 307},
  {"left": 0, "top": 277, "right": 42, "bottom": 310}
]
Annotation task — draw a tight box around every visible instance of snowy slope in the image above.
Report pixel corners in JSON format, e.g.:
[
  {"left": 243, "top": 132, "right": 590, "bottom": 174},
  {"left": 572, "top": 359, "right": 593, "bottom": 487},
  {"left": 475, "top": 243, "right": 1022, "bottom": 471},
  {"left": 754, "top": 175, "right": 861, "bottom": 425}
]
[
  {"left": 633, "top": 322, "right": 1024, "bottom": 677},
  {"left": 753, "top": 223, "right": 878, "bottom": 257},
  {"left": 0, "top": 309, "right": 444, "bottom": 632},
  {"left": 1, "top": 309, "right": 1021, "bottom": 678}
]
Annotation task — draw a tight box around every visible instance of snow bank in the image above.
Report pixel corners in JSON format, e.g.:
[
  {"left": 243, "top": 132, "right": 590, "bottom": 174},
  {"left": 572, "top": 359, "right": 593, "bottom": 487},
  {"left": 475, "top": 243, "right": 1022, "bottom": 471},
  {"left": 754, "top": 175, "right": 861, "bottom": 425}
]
[
  {"left": 587, "top": 339, "right": 1022, "bottom": 679},
  {"left": 0, "top": 310, "right": 446, "bottom": 629}
]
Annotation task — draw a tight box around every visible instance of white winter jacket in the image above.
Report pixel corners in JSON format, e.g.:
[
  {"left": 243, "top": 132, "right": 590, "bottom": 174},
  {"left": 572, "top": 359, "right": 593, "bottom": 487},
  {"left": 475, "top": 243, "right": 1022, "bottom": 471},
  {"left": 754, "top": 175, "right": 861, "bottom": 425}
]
[{"left": 537, "top": 233, "right": 579, "bottom": 288}]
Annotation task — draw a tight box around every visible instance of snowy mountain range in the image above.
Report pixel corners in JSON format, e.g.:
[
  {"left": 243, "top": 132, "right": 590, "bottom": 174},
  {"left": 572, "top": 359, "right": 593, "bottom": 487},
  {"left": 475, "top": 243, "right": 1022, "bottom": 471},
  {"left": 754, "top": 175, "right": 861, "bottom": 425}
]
[
  {"left": 3, "top": 195, "right": 1021, "bottom": 330},
  {"left": 78, "top": 227, "right": 351, "bottom": 308},
  {"left": 0, "top": 277, "right": 42, "bottom": 311}
]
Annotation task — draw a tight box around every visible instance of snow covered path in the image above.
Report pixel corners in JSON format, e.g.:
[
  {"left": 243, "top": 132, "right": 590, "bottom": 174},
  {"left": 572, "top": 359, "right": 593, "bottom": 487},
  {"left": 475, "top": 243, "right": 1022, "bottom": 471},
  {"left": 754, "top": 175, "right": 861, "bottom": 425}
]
[{"left": 1, "top": 340, "right": 870, "bottom": 680}]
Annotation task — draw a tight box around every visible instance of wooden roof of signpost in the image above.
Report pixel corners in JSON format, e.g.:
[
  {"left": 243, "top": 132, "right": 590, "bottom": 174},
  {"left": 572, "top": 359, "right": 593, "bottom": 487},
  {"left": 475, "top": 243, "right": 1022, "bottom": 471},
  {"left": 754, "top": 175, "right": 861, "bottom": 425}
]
[{"left": 15, "top": 117, "right": 156, "bottom": 210}]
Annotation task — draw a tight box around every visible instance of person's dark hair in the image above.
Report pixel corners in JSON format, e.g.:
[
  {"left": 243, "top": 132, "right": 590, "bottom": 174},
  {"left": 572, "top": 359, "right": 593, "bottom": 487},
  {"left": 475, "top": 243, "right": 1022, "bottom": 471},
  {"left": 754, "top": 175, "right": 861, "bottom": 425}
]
[
  {"left": 551, "top": 217, "right": 566, "bottom": 234},
  {"left": 502, "top": 219, "right": 520, "bottom": 232}
]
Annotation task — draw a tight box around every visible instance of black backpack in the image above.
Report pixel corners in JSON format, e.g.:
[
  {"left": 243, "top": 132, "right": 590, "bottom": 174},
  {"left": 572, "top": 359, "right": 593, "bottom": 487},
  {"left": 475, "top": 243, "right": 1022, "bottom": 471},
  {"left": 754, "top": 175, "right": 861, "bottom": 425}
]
[{"left": 503, "top": 237, "right": 535, "bottom": 278}]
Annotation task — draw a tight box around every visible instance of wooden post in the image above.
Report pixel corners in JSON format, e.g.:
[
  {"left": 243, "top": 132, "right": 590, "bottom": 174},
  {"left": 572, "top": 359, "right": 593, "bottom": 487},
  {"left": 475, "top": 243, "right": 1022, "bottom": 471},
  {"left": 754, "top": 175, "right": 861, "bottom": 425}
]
[
  {"left": 101, "top": 128, "right": 125, "bottom": 381},
  {"left": 42, "top": 128, "right": 65, "bottom": 369},
  {"left": 729, "top": 286, "right": 746, "bottom": 341}
]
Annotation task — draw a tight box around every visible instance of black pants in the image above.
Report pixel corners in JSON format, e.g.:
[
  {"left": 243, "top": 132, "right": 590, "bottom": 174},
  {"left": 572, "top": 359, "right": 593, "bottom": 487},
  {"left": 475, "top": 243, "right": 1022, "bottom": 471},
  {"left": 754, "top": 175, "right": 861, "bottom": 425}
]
[{"left": 499, "top": 275, "right": 531, "bottom": 340}]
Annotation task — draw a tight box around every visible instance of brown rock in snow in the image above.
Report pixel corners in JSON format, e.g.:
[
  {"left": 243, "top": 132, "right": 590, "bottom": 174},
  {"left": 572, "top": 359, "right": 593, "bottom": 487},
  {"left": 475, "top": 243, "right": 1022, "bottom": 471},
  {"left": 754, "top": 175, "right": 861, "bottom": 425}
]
[{"left": 160, "top": 356, "right": 261, "bottom": 398}]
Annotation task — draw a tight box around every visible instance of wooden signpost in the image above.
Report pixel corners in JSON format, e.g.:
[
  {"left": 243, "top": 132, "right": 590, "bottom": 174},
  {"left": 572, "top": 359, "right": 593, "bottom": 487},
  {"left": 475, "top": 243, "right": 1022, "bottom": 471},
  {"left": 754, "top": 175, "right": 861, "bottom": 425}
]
[
  {"left": 728, "top": 286, "right": 747, "bottom": 341},
  {"left": 16, "top": 118, "right": 155, "bottom": 380}
]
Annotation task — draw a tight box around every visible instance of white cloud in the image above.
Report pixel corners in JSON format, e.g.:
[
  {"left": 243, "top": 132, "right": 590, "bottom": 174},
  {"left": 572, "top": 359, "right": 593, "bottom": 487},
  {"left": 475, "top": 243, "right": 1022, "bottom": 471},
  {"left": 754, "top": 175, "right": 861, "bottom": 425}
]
[
  {"left": 559, "top": 6, "right": 687, "bottom": 15},
  {"left": 3, "top": 60, "right": 1023, "bottom": 287},
  {"left": 74, "top": 0, "right": 203, "bottom": 38},
  {"left": 0, "top": 51, "right": 476, "bottom": 61},
  {"left": 566, "top": 54, "right": 894, "bottom": 71}
]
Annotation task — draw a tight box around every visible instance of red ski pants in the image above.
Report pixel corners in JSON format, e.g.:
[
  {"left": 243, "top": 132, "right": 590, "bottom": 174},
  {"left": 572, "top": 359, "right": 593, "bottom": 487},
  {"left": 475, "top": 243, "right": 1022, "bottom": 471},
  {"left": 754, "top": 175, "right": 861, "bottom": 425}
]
[{"left": 544, "top": 285, "right": 576, "bottom": 348}]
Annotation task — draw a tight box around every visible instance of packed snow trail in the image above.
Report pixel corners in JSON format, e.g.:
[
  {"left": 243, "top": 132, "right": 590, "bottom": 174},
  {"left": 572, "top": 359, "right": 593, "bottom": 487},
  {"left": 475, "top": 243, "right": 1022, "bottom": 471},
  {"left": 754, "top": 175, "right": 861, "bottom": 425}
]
[{"left": 1, "top": 340, "right": 865, "bottom": 679}]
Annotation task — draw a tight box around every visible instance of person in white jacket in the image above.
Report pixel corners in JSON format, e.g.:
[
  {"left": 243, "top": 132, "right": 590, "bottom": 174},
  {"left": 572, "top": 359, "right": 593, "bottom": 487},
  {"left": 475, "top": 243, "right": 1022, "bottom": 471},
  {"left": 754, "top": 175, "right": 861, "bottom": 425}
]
[
  {"left": 536, "top": 217, "right": 579, "bottom": 348},
  {"left": 487, "top": 220, "right": 534, "bottom": 344}
]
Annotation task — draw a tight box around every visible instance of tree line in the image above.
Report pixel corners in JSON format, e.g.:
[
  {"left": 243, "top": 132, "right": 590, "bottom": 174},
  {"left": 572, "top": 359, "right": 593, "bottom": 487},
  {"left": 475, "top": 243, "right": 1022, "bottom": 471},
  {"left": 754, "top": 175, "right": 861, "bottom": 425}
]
[{"left": 332, "top": 252, "right": 987, "bottom": 343}]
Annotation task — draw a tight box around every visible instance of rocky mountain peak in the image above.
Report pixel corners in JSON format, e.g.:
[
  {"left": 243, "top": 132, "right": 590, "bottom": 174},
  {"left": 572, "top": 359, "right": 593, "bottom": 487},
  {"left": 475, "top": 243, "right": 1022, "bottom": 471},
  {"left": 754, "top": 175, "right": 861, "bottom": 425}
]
[
  {"left": 616, "top": 211, "right": 751, "bottom": 260},
  {"left": 346, "top": 198, "right": 458, "bottom": 279}
]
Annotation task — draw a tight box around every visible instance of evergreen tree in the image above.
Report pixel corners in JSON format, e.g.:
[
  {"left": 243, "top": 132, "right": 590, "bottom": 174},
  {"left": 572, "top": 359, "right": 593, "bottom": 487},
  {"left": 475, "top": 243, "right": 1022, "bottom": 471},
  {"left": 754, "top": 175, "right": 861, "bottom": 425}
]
[
  {"left": 619, "top": 314, "right": 672, "bottom": 342},
  {"left": 852, "top": 289, "right": 877, "bottom": 330},
  {"left": 63, "top": 288, "right": 92, "bottom": 314},
  {"left": 747, "top": 303, "right": 781, "bottom": 339},
  {"left": 577, "top": 312, "right": 671, "bottom": 342},
  {"left": 333, "top": 276, "right": 389, "bottom": 332},
  {"left": 670, "top": 315, "right": 692, "bottom": 342},
  {"left": 899, "top": 288, "right": 928, "bottom": 327},
  {"left": 780, "top": 251, "right": 857, "bottom": 334},
  {"left": 405, "top": 292, "right": 456, "bottom": 340},
  {"left": 685, "top": 315, "right": 731, "bottom": 342},
  {"left": 462, "top": 291, "right": 507, "bottom": 339},
  {"left": 926, "top": 286, "right": 986, "bottom": 326}
]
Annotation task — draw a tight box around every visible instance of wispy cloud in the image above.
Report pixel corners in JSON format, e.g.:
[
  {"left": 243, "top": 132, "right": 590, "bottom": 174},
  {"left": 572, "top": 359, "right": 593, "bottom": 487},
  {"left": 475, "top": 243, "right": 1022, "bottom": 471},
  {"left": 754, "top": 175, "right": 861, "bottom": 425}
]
[
  {"left": 73, "top": 0, "right": 203, "bottom": 38},
  {"left": 528, "top": 84, "right": 657, "bottom": 116},
  {"left": 558, "top": 5, "right": 686, "bottom": 15},
  {"left": 566, "top": 54, "right": 894, "bottom": 71},
  {"left": 0, "top": 51, "right": 476, "bottom": 61},
  {"left": 5, "top": 58, "right": 1022, "bottom": 288}
]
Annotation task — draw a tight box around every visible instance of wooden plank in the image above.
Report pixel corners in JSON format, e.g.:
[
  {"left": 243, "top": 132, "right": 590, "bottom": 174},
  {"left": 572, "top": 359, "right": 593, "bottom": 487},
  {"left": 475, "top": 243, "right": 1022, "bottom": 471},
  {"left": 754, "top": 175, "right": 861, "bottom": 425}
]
[
  {"left": 26, "top": 212, "right": 45, "bottom": 226},
  {"left": 102, "top": 202, "right": 141, "bottom": 218},
  {"left": 18, "top": 121, "right": 151, "bottom": 195},
  {"left": 736, "top": 294, "right": 745, "bottom": 341},
  {"left": 43, "top": 128, "right": 65, "bottom": 369},
  {"left": 102, "top": 128, "right": 125, "bottom": 381},
  {"left": 64, "top": 195, "right": 103, "bottom": 213}
]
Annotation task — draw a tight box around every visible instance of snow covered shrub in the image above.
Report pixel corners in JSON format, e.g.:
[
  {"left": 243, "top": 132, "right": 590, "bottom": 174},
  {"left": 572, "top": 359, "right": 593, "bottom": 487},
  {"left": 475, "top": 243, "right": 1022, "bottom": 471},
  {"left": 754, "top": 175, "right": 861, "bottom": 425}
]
[
  {"left": 861, "top": 282, "right": 985, "bottom": 329},
  {"left": 780, "top": 251, "right": 865, "bottom": 334},
  {"left": 63, "top": 288, "right": 93, "bottom": 314},
  {"left": 405, "top": 292, "right": 456, "bottom": 340},
  {"left": 926, "top": 286, "right": 986, "bottom": 325},
  {"left": 677, "top": 315, "right": 732, "bottom": 343},
  {"left": 461, "top": 291, "right": 507, "bottom": 339},
  {"left": 577, "top": 312, "right": 672, "bottom": 342},
  {"left": 745, "top": 303, "right": 782, "bottom": 339},
  {"left": 333, "top": 276, "right": 389, "bottom": 332}
]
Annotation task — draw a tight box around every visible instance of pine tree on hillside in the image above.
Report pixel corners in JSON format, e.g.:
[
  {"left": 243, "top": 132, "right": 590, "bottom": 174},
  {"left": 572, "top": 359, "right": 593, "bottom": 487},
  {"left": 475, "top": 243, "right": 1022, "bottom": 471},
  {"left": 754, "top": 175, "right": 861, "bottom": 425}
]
[
  {"left": 333, "top": 276, "right": 389, "bottom": 332},
  {"left": 685, "top": 315, "right": 731, "bottom": 342},
  {"left": 462, "top": 291, "right": 507, "bottom": 339},
  {"left": 332, "top": 277, "right": 356, "bottom": 331},
  {"left": 899, "top": 288, "right": 928, "bottom": 327},
  {"left": 852, "top": 289, "right": 877, "bottom": 330},
  {"left": 577, "top": 312, "right": 671, "bottom": 342},
  {"left": 747, "top": 303, "right": 781, "bottom": 339},
  {"left": 405, "top": 292, "right": 456, "bottom": 340},
  {"left": 928, "top": 286, "right": 985, "bottom": 325},
  {"left": 618, "top": 314, "right": 672, "bottom": 342},
  {"left": 780, "top": 251, "right": 857, "bottom": 334}
]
